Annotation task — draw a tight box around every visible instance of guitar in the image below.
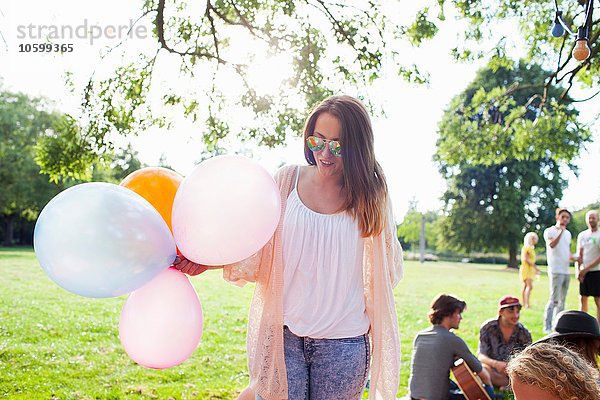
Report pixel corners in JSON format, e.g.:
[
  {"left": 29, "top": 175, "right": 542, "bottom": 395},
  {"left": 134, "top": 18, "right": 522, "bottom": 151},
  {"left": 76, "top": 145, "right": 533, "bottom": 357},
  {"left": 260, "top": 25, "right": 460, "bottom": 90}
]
[{"left": 451, "top": 358, "right": 492, "bottom": 400}]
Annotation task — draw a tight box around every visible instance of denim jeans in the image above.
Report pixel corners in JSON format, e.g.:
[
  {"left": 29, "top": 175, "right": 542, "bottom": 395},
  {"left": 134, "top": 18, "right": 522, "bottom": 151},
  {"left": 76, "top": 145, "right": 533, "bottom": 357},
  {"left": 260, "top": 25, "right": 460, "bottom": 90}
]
[
  {"left": 544, "top": 273, "right": 570, "bottom": 331},
  {"left": 258, "top": 326, "right": 370, "bottom": 400}
]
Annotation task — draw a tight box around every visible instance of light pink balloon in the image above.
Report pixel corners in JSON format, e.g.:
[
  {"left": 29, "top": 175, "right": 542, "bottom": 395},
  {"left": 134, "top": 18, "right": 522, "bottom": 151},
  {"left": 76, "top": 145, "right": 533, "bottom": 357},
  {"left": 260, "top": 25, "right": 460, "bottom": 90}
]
[
  {"left": 118, "top": 267, "right": 203, "bottom": 369},
  {"left": 172, "top": 155, "right": 281, "bottom": 265}
]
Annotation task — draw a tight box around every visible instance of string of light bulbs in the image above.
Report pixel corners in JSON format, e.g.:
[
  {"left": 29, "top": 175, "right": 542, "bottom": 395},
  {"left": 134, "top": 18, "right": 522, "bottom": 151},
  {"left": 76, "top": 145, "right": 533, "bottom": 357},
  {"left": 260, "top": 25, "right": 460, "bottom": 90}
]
[{"left": 550, "top": 0, "right": 595, "bottom": 61}]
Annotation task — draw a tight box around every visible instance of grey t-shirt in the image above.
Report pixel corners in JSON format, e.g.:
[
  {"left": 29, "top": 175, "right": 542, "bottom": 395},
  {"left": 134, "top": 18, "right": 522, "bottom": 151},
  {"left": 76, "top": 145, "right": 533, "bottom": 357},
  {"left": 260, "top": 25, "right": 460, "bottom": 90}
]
[{"left": 409, "top": 325, "right": 482, "bottom": 400}]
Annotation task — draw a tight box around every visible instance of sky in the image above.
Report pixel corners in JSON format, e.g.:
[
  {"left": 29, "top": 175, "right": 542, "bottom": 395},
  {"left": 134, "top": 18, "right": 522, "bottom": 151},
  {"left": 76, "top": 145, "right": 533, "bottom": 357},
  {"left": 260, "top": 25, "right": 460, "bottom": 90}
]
[{"left": 1, "top": 0, "right": 598, "bottom": 221}]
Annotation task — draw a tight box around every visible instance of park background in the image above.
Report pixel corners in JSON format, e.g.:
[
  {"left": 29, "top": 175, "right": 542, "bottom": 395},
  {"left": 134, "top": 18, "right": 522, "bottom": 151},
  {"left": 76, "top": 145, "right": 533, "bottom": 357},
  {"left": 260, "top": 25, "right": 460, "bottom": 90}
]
[{"left": 1, "top": 0, "right": 599, "bottom": 398}]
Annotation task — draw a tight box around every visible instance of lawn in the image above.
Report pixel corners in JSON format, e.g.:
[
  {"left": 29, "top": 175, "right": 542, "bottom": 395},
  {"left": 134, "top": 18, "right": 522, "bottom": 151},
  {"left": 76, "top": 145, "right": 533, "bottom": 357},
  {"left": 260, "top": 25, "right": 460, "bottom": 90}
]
[{"left": 0, "top": 247, "right": 583, "bottom": 399}]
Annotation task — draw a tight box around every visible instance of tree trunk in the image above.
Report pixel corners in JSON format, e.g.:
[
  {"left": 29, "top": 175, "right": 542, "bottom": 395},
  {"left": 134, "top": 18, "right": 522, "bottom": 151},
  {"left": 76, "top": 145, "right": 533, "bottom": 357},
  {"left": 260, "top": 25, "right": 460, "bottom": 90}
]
[
  {"left": 3, "top": 215, "right": 15, "bottom": 247},
  {"left": 507, "top": 242, "right": 518, "bottom": 268}
]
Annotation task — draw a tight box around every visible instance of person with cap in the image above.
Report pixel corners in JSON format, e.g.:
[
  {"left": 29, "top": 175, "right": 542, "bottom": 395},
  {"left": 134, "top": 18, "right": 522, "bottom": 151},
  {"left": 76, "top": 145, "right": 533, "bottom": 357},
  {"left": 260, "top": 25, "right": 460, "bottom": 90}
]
[
  {"left": 409, "top": 293, "right": 494, "bottom": 400},
  {"left": 536, "top": 309, "right": 600, "bottom": 370},
  {"left": 543, "top": 207, "right": 575, "bottom": 333},
  {"left": 477, "top": 296, "right": 532, "bottom": 388},
  {"left": 576, "top": 210, "right": 600, "bottom": 323}
]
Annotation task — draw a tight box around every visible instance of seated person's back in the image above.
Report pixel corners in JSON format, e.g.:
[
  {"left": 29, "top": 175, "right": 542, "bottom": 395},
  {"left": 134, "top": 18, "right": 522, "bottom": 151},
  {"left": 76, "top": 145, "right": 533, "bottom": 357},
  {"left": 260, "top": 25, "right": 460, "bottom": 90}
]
[{"left": 409, "top": 294, "right": 493, "bottom": 400}]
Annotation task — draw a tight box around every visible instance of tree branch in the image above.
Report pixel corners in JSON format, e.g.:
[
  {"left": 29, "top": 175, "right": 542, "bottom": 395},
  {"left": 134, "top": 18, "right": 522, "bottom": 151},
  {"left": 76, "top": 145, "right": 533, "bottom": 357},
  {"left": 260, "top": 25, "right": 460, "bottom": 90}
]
[
  {"left": 504, "top": 82, "right": 546, "bottom": 97},
  {"left": 101, "top": 9, "right": 155, "bottom": 59},
  {"left": 557, "top": 27, "right": 599, "bottom": 101},
  {"left": 155, "top": 0, "right": 226, "bottom": 64},
  {"left": 320, "top": 0, "right": 386, "bottom": 43},
  {"left": 309, "top": 0, "right": 357, "bottom": 48},
  {"left": 205, "top": 1, "right": 221, "bottom": 61},
  {"left": 571, "top": 90, "right": 600, "bottom": 102}
]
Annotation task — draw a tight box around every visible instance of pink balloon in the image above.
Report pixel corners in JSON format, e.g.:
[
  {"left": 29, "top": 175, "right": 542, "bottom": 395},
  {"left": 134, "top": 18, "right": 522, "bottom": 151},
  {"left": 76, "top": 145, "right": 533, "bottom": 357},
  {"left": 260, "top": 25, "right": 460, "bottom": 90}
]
[
  {"left": 172, "top": 155, "right": 281, "bottom": 265},
  {"left": 118, "top": 267, "right": 203, "bottom": 369}
]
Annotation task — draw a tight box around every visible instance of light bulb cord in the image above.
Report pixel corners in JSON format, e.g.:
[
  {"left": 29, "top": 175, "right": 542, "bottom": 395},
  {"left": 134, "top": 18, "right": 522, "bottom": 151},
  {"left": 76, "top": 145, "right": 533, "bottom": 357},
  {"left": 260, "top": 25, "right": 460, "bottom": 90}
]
[
  {"left": 583, "top": 0, "right": 594, "bottom": 37},
  {"left": 552, "top": 0, "right": 596, "bottom": 37}
]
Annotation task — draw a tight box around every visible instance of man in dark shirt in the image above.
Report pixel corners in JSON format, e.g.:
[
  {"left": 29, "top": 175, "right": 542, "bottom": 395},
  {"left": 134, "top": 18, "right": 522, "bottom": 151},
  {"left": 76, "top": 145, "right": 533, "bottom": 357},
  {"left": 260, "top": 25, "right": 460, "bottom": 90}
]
[
  {"left": 478, "top": 295, "right": 532, "bottom": 388},
  {"left": 409, "top": 294, "right": 493, "bottom": 400}
]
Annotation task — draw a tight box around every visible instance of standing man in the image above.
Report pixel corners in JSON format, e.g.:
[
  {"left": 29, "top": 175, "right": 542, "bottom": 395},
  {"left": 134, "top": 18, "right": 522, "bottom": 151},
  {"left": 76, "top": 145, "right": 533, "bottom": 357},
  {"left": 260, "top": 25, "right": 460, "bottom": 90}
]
[
  {"left": 409, "top": 293, "right": 493, "bottom": 400},
  {"left": 478, "top": 296, "right": 532, "bottom": 389},
  {"left": 543, "top": 207, "right": 573, "bottom": 333},
  {"left": 576, "top": 210, "right": 600, "bottom": 323}
]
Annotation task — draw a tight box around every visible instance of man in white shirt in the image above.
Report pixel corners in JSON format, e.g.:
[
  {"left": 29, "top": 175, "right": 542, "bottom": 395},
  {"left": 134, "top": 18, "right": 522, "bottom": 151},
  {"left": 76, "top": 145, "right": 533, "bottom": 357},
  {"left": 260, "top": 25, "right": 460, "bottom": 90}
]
[
  {"left": 576, "top": 210, "right": 600, "bottom": 323},
  {"left": 543, "top": 207, "right": 573, "bottom": 333}
]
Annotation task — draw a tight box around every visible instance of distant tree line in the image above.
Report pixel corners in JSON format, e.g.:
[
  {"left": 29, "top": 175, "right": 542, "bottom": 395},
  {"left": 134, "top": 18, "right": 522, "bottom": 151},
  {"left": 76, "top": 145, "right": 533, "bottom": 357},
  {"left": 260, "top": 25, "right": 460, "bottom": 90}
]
[{"left": 0, "top": 88, "right": 143, "bottom": 246}]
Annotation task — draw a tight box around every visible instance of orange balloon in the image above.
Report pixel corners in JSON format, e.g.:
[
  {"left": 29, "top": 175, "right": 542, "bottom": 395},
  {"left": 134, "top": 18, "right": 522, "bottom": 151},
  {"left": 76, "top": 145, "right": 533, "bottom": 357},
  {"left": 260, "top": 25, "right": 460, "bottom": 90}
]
[{"left": 120, "top": 167, "right": 183, "bottom": 233}]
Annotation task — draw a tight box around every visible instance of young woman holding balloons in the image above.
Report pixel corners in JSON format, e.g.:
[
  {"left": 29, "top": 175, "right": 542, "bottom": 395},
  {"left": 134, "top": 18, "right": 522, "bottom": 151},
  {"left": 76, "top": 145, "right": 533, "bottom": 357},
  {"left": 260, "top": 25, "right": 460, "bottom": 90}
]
[{"left": 175, "top": 95, "right": 404, "bottom": 400}]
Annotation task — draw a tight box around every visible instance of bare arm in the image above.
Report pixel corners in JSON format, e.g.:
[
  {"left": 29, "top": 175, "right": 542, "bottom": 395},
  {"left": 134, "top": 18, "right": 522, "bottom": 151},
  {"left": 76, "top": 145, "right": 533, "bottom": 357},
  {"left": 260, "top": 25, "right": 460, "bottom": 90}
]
[
  {"left": 547, "top": 228, "right": 564, "bottom": 248},
  {"left": 580, "top": 250, "right": 600, "bottom": 283},
  {"left": 524, "top": 251, "right": 534, "bottom": 267},
  {"left": 478, "top": 353, "right": 506, "bottom": 373}
]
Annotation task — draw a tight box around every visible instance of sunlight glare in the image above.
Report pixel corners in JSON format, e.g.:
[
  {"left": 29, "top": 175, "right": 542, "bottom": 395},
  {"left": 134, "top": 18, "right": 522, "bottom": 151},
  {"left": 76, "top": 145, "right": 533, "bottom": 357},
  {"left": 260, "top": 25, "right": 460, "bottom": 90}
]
[{"left": 245, "top": 53, "right": 293, "bottom": 96}]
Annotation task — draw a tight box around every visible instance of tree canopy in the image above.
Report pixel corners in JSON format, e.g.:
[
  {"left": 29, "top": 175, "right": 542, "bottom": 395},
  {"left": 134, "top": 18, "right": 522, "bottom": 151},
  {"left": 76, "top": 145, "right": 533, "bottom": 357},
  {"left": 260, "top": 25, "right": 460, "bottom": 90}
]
[
  {"left": 37, "top": 0, "right": 430, "bottom": 181},
  {"left": 0, "top": 88, "right": 145, "bottom": 245},
  {"left": 396, "top": 201, "right": 442, "bottom": 251},
  {"left": 433, "top": 0, "right": 598, "bottom": 97},
  {"left": 0, "top": 90, "right": 63, "bottom": 245},
  {"left": 434, "top": 60, "right": 591, "bottom": 266},
  {"left": 34, "top": 0, "right": 599, "bottom": 183}
]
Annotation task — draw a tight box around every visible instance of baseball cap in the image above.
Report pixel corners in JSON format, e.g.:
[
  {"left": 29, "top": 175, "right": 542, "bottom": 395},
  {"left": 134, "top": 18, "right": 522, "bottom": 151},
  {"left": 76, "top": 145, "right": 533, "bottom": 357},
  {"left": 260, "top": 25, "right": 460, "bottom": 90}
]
[{"left": 499, "top": 295, "right": 521, "bottom": 310}]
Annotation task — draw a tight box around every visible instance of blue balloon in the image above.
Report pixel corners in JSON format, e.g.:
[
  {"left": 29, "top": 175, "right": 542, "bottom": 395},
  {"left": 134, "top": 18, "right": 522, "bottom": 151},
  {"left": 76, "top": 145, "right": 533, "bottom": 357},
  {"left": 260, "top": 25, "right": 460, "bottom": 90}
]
[
  {"left": 551, "top": 22, "right": 565, "bottom": 38},
  {"left": 34, "top": 183, "right": 176, "bottom": 298}
]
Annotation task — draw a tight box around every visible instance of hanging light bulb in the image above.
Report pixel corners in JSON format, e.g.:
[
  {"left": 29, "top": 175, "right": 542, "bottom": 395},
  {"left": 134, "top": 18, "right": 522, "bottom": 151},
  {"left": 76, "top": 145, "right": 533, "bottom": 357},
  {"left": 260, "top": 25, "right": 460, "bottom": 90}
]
[
  {"left": 551, "top": 21, "right": 566, "bottom": 37},
  {"left": 573, "top": 39, "right": 591, "bottom": 60},
  {"left": 551, "top": 12, "right": 565, "bottom": 37},
  {"left": 572, "top": 27, "right": 591, "bottom": 61}
]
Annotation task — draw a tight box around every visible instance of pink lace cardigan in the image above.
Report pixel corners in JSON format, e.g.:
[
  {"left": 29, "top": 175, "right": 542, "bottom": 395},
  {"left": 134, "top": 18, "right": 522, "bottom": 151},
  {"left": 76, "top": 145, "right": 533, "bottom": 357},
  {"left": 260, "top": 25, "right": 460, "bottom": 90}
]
[{"left": 222, "top": 165, "right": 404, "bottom": 400}]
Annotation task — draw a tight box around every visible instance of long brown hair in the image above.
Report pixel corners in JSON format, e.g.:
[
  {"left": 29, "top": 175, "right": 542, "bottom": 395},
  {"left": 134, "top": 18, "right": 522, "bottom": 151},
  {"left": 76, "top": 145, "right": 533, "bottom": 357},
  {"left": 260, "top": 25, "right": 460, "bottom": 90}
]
[
  {"left": 428, "top": 294, "right": 467, "bottom": 325},
  {"left": 303, "top": 95, "right": 388, "bottom": 237},
  {"left": 552, "top": 337, "right": 600, "bottom": 370}
]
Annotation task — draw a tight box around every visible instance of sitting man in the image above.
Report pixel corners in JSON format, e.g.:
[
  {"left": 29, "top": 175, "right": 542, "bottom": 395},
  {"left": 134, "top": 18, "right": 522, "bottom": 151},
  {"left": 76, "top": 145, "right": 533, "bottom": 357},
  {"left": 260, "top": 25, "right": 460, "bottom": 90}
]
[
  {"left": 478, "top": 295, "right": 532, "bottom": 388},
  {"left": 409, "top": 293, "right": 494, "bottom": 400}
]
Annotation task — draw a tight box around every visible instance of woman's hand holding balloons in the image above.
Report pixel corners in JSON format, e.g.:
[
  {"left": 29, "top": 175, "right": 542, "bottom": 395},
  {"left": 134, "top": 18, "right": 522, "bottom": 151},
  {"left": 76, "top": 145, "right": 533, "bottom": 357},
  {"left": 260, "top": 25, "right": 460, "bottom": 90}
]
[
  {"left": 172, "top": 255, "right": 222, "bottom": 276},
  {"left": 34, "top": 157, "right": 279, "bottom": 370}
]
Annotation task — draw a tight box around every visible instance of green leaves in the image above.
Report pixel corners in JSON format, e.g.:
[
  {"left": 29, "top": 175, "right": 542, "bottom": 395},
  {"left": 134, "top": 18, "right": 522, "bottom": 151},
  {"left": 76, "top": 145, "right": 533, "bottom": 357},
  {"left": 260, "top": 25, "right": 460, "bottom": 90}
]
[
  {"left": 434, "top": 60, "right": 588, "bottom": 261},
  {"left": 0, "top": 90, "right": 62, "bottom": 224},
  {"left": 406, "top": 8, "right": 439, "bottom": 46},
  {"left": 436, "top": 61, "right": 590, "bottom": 168},
  {"left": 35, "top": 115, "right": 98, "bottom": 183},
  {"left": 36, "top": 0, "right": 430, "bottom": 182}
]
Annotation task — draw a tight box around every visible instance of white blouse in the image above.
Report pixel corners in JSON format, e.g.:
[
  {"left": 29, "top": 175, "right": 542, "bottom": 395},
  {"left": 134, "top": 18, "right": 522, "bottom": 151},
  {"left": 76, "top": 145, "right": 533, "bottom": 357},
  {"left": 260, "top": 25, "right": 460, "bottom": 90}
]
[{"left": 282, "top": 167, "right": 370, "bottom": 339}]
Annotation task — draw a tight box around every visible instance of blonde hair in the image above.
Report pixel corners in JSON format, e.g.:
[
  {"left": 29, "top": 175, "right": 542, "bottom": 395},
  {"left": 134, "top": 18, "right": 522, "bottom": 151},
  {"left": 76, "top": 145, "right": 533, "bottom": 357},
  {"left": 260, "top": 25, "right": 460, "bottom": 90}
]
[
  {"left": 523, "top": 232, "right": 538, "bottom": 247},
  {"left": 303, "top": 95, "right": 388, "bottom": 237},
  {"left": 586, "top": 210, "right": 599, "bottom": 220},
  {"left": 507, "top": 342, "right": 600, "bottom": 400}
]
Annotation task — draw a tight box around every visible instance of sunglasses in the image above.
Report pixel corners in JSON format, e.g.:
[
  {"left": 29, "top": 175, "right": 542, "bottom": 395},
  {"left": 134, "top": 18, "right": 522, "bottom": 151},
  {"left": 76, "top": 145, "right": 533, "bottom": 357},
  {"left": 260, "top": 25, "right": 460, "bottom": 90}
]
[
  {"left": 306, "top": 136, "right": 342, "bottom": 157},
  {"left": 502, "top": 305, "right": 522, "bottom": 312}
]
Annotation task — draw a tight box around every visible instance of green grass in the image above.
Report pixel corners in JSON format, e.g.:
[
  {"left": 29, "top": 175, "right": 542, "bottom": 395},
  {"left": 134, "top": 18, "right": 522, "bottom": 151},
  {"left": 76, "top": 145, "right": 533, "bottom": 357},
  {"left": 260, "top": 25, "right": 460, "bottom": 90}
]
[{"left": 0, "top": 247, "right": 582, "bottom": 399}]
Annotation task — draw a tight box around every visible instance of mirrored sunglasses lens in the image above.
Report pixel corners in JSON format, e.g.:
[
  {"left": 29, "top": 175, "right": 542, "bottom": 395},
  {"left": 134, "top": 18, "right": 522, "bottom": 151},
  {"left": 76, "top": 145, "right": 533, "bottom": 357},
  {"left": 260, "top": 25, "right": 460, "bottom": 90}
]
[
  {"left": 307, "top": 136, "right": 324, "bottom": 151},
  {"left": 329, "top": 141, "right": 342, "bottom": 157}
]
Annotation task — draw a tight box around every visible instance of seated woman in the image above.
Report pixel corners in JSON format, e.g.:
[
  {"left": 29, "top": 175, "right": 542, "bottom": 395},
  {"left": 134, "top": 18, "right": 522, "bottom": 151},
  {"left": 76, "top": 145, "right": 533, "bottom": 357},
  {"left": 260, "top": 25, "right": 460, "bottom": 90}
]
[
  {"left": 506, "top": 342, "right": 599, "bottom": 400},
  {"left": 536, "top": 310, "right": 600, "bottom": 370}
]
